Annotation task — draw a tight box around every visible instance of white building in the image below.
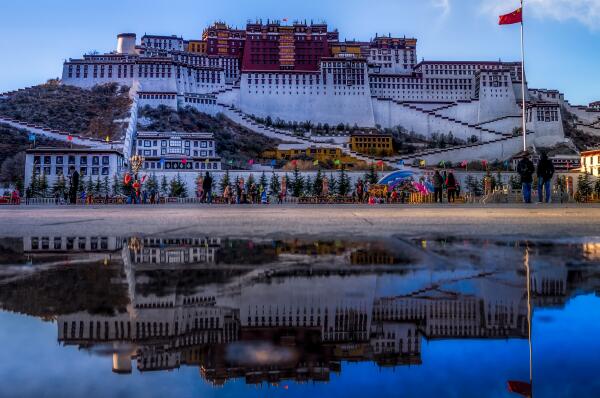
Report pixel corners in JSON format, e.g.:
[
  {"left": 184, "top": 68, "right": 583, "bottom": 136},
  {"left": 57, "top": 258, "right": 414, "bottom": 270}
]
[
  {"left": 59, "top": 23, "right": 568, "bottom": 161},
  {"left": 24, "top": 148, "right": 126, "bottom": 189},
  {"left": 134, "top": 131, "right": 221, "bottom": 172}
]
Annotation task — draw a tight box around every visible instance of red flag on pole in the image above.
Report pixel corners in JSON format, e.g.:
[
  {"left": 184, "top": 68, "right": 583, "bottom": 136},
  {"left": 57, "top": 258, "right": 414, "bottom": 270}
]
[
  {"left": 67, "top": 134, "right": 73, "bottom": 142},
  {"left": 499, "top": 8, "right": 522, "bottom": 25},
  {"left": 507, "top": 380, "right": 532, "bottom": 397}
]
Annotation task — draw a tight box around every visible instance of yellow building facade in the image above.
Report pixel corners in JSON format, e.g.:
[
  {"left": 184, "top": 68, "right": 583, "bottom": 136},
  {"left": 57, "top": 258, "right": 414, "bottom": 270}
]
[
  {"left": 350, "top": 133, "right": 394, "bottom": 157},
  {"left": 581, "top": 149, "right": 600, "bottom": 176}
]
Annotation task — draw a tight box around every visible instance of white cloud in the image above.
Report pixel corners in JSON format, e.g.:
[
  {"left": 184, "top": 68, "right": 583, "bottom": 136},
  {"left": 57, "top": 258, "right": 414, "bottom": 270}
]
[
  {"left": 431, "top": 0, "right": 451, "bottom": 16},
  {"left": 480, "top": 0, "right": 600, "bottom": 29}
]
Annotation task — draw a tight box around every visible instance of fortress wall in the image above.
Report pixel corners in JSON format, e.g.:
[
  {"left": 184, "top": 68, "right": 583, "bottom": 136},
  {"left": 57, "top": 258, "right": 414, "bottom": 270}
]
[
  {"left": 435, "top": 101, "right": 480, "bottom": 124},
  {"left": 239, "top": 81, "right": 375, "bottom": 127},
  {"left": 413, "top": 136, "right": 525, "bottom": 164},
  {"left": 477, "top": 117, "right": 521, "bottom": 133},
  {"left": 372, "top": 99, "right": 500, "bottom": 142}
]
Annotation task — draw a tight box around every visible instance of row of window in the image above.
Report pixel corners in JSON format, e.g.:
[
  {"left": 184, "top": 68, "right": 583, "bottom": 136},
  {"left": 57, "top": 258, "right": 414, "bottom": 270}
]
[
  {"left": 33, "top": 155, "right": 110, "bottom": 166},
  {"left": 137, "top": 139, "right": 214, "bottom": 148},
  {"left": 34, "top": 166, "right": 110, "bottom": 176}
]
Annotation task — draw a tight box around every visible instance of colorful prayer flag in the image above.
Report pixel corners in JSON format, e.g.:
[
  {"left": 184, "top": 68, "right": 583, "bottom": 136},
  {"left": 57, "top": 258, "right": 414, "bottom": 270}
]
[
  {"left": 105, "top": 135, "right": 110, "bottom": 143},
  {"left": 271, "top": 159, "right": 276, "bottom": 166},
  {"left": 313, "top": 159, "right": 319, "bottom": 166},
  {"left": 228, "top": 159, "right": 233, "bottom": 164},
  {"left": 28, "top": 133, "right": 36, "bottom": 142},
  {"left": 419, "top": 159, "right": 426, "bottom": 167},
  {"left": 334, "top": 159, "right": 341, "bottom": 166},
  {"left": 248, "top": 159, "right": 254, "bottom": 165}
]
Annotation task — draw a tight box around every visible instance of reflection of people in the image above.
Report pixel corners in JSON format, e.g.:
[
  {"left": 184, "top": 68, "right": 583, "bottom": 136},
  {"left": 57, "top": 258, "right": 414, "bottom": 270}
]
[{"left": 68, "top": 166, "right": 79, "bottom": 204}]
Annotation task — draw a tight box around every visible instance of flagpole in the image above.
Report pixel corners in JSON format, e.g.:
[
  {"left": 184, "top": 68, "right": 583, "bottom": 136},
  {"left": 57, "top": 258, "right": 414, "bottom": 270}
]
[{"left": 520, "top": 0, "right": 527, "bottom": 151}]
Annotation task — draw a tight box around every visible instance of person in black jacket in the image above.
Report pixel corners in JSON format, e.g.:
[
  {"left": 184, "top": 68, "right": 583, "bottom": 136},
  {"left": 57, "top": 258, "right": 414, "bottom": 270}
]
[
  {"left": 517, "top": 153, "right": 535, "bottom": 203},
  {"left": 202, "top": 172, "right": 213, "bottom": 204},
  {"left": 68, "top": 166, "right": 79, "bottom": 205},
  {"left": 536, "top": 152, "right": 555, "bottom": 203}
]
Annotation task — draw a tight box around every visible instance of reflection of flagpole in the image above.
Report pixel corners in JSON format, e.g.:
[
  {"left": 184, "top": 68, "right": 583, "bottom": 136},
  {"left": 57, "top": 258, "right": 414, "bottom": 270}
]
[
  {"left": 520, "top": 0, "right": 527, "bottom": 151},
  {"left": 525, "top": 245, "right": 533, "bottom": 393}
]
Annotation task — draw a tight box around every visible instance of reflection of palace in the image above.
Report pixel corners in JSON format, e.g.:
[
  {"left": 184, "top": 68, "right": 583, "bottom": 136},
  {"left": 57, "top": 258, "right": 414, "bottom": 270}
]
[{"left": 12, "top": 236, "right": 595, "bottom": 385}]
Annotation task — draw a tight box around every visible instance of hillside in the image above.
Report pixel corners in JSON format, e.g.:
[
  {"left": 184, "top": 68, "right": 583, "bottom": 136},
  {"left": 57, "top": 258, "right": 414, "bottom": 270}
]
[
  {"left": 0, "top": 81, "right": 131, "bottom": 140},
  {"left": 0, "top": 123, "right": 71, "bottom": 187},
  {"left": 138, "top": 105, "right": 280, "bottom": 165}
]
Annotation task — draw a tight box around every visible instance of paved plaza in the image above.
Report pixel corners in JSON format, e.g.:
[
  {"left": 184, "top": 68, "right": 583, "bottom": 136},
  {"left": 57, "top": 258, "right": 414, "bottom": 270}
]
[{"left": 2, "top": 204, "right": 600, "bottom": 239}]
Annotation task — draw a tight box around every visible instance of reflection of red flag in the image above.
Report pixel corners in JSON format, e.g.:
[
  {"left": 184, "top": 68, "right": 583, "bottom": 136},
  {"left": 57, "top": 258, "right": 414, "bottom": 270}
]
[
  {"left": 499, "top": 8, "right": 522, "bottom": 25},
  {"left": 507, "top": 381, "right": 532, "bottom": 397},
  {"left": 182, "top": 158, "right": 187, "bottom": 165}
]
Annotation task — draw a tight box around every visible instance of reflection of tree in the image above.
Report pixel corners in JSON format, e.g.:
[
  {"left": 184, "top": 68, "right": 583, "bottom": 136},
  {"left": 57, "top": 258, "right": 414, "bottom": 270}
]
[
  {"left": 0, "top": 262, "right": 129, "bottom": 317},
  {"left": 215, "top": 240, "right": 278, "bottom": 265}
]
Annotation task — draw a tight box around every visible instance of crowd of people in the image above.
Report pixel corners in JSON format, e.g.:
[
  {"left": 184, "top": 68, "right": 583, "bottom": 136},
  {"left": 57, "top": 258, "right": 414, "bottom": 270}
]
[{"left": 3, "top": 153, "right": 561, "bottom": 206}]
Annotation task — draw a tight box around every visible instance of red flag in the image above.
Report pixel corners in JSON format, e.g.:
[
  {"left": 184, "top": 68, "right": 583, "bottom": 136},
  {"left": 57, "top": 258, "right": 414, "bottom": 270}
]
[
  {"left": 181, "top": 158, "right": 187, "bottom": 165},
  {"left": 377, "top": 160, "right": 384, "bottom": 167},
  {"left": 507, "top": 380, "right": 532, "bottom": 397},
  {"left": 460, "top": 160, "right": 468, "bottom": 167},
  {"left": 123, "top": 173, "right": 132, "bottom": 185},
  {"left": 499, "top": 8, "right": 522, "bottom": 25},
  {"left": 291, "top": 159, "right": 297, "bottom": 166},
  {"left": 67, "top": 135, "right": 73, "bottom": 142},
  {"left": 248, "top": 159, "right": 254, "bottom": 165}
]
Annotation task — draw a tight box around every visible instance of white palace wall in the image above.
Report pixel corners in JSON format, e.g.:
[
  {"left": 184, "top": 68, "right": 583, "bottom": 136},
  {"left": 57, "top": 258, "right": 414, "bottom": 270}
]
[
  {"left": 238, "top": 77, "right": 375, "bottom": 127},
  {"left": 371, "top": 99, "right": 502, "bottom": 142}
]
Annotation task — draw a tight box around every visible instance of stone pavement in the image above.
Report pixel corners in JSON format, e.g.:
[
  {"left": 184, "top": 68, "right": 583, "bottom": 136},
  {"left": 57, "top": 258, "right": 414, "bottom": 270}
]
[{"left": 2, "top": 204, "right": 600, "bottom": 240}]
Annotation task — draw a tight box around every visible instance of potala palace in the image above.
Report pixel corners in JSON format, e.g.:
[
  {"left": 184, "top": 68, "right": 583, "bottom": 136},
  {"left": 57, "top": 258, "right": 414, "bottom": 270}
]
[{"left": 59, "top": 20, "right": 570, "bottom": 164}]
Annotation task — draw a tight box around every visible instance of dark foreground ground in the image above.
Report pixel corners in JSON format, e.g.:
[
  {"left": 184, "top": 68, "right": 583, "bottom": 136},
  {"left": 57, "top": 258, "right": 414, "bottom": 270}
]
[{"left": 1, "top": 203, "right": 599, "bottom": 239}]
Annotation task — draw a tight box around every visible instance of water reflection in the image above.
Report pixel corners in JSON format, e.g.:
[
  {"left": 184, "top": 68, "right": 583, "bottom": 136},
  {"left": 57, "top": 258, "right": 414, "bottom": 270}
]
[{"left": 1, "top": 235, "right": 600, "bottom": 394}]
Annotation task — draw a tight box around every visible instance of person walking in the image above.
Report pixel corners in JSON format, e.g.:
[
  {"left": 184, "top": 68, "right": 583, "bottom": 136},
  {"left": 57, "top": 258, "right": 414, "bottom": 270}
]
[
  {"left": 202, "top": 172, "right": 213, "bottom": 204},
  {"left": 433, "top": 170, "right": 444, "bottom": 203},
  {"left": 445, "top": 171, "right": 457, "bottom": 203},
  {"left": 68, "top": 166, "right": 79, "bottom": 205},
  {"left": 517, "top": 152, "right": 535, "bottom": 203},
  {"left": 223, "top": 185, "right": 231, "bottom": 204},
  {"left": 536, "top": 152, "right": 555, "bottom": 203}
]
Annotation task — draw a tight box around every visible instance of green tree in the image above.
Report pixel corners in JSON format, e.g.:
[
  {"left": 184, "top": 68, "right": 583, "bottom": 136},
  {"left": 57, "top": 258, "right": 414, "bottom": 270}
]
[
  {"left": 245, "top": 173, "right": 256, "bottom": 192},
  {"left": 364, "top": 164, "right": 379, "bottom": 185},
  {"left": 160, "top": 175, "right": 169, "bottom": 196},
  {"left": 38, "top": 173, "right": 49, "bottom": 197},
  {"left": 291, "top": 166, "right": 304, "bottom": 197},
  {"left": 269, "top": 172, "right": 280, "bottom": 195},
  {"left": 594, "top": 177, "right": 600, "bottom": 197},
  {"left": 111, "top": 174, "right": 121, "bottom": 196},
  {"left": 220, "top": 169, "right": 231, "bottom": 194},
  {"left": 94, "top": 176, "right": 102, "bottom": 196},
  {"left": 145, "top": 173, "right": 159, "bottom": 194},
  {"left": 337, "top": 166, "right": 351, "bottom": 196},
  {"left": 328, "top": 172, "right": 337, "bottom": 195},
  {"left": 304, "top": 175, "right": 313, "bottom": 196},
  {"left": 576, "top": 173, "right": 593, "bottom": 202},
  {"left": 313, "top": 169, "right": 323, "bottom": 196},
  {"left": 51, "top": 175, "right": 67, "bottom": 198},
  {"left": 465, "top": 175, "right": 482, "bottom": 196},
  {"left": 259, "top": 171, "right": 268, "bottom": 191},
  {"left": 27, "top": 168, "right": 39, "bottom": 198},
  {"left": 508, "top": 174, "right": 521, "bottom": 190},
  {"left": 169, "top": 174, "right": 187, "bottom": 198},
  {"left": 85, "top": 175, "right": 94, "bottom": 195}
]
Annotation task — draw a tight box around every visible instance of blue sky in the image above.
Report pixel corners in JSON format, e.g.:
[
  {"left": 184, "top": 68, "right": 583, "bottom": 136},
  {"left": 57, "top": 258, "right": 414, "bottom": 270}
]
[{"left": 0, "top": 0, "right": 598, "bottom": 104}]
